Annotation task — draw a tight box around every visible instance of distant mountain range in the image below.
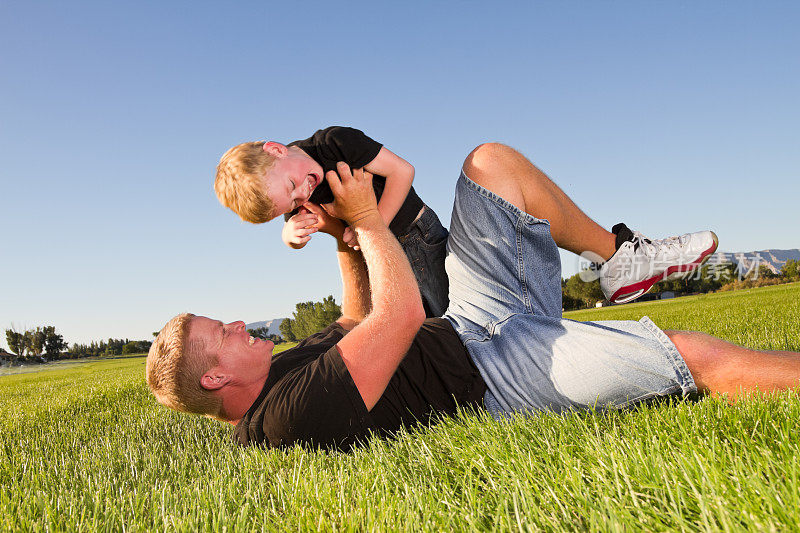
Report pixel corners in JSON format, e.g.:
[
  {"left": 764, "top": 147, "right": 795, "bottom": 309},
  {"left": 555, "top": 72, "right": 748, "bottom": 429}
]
[
  {"left": 245, "top": 318, "right": 287, "bottom": 336},
  {"left": 710, "top": 248, "right": 800, "bottom": 275}
]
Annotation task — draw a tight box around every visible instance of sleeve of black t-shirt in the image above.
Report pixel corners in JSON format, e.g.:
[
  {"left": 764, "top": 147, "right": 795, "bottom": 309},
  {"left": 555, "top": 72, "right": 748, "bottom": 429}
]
[
  {"left": 308, "top": 126, "right": 383, "bottom": 172},
  {"left": 261, "top": 345, "right": 372, "bottom": 450}
]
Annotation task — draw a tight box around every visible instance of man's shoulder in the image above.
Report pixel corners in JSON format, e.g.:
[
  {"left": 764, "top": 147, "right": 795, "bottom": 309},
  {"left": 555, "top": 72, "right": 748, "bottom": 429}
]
[
  {"left": 289, "top": 321, "right": 348, "bottom": 350},
  {"left": 234, "top": 324, "right": 372, "bottom": 450}
]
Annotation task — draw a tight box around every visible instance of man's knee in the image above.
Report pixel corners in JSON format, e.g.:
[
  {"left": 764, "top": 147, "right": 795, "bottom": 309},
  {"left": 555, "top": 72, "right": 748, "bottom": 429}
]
[
  {"left": 665, "top": 330, "right": 730, "bottom": 392},
  {"left": 462, "top": 143, "right": 515, "bottom": 176},
  {"left": 462, "top": 143, "right": 526, "bottom": 210}
]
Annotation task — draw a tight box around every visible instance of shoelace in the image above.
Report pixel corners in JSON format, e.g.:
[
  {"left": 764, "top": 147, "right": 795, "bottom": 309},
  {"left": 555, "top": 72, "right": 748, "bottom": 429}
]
[{"left": 632, "top": 231, "right": 687, "bottom": 258}]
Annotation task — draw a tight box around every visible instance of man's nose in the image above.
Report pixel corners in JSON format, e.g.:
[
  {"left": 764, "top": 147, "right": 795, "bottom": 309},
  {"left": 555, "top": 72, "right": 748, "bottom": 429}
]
[{"left": 229, "top": 320, "right": 246, "bottom": 330}]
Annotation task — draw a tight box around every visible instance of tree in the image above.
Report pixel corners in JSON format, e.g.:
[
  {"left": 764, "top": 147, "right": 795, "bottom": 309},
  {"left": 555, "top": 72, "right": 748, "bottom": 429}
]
[
  {"left": 562, "top": 274, "right": 603, "bottom": 309},
  {"left": 122, "top": 340, "right": 151, "bottom": 355},
  {"left": 290, "top": 302, "right": 315, "bottom": 339},
  {"left": 279, "top": 318, "right": 297, "bottom": 342},
  {"left": 27, "top": 327, "right": 46, "bottom": 359},
  {"left": 20, "top": 330, "right": 34, "bottom": 359},
  {"left": 247, "top": 327, "right": 270, "bottom": 340},
  {"left": 5, "top": 329, "right": 24, "bottom": 358},
  {"left": 247, "top": 327, "right": 284, "bottom": 344},
  {"left": 43, "top": 326, "right": 67, "bottom": 356},
  {"left": 756, "top": 265, "right": 777, "bottom": 280},
  {"left": 289, "top": 296, "right": 342, "bottom": 339},
  {"left": 105, "top": 338, "right": 125, "bottom": 356},
  {"left": 782, "top": 259, "right": 800, "bottom": 281}
]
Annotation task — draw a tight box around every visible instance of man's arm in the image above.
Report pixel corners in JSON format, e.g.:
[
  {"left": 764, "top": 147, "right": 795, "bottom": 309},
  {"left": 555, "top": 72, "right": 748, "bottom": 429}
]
[
  {"left": 323, "top": 163, "right": 425, "bottom": 410},
  {"left": 364, "top": 147, "right": 415, "bottom": 227},
  {"left": 304, "top": 203, "right": 371, "bottom": 331},
  {"left": 335, "top": 238, "right": 371, "bottom": 329}
]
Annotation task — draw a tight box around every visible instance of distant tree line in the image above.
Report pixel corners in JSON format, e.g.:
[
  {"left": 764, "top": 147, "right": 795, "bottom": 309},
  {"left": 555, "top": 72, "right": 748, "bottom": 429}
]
[
  {"left": 561, "top": 259, "right": 800, "bottom": 311},
  {"left": 651, "top": 259, "right": 800, "bottom": 295},
  {"left": 715, "top": 259, "right": 800, "bottom": 292},
  {"left": 9, "top": 260, "right": 796, "bottom": 359},
  {"left": 3, "top": 325, "right": 152, "bottom": 364},
  {"left": 66, "top": 338, "right": 153, "bottom": 359},
  {"left": 246, "top": 327, "right": 283, "bottom": 344}
]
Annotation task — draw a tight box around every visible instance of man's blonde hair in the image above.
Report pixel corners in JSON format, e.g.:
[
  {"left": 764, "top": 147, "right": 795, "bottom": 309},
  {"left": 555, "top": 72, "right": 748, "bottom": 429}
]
[
  {"left": 214, "top": 142, "right": 278, "bottom": 223},
  {"left": 146, "top": 313, "right": 223, "bottom": 418}
]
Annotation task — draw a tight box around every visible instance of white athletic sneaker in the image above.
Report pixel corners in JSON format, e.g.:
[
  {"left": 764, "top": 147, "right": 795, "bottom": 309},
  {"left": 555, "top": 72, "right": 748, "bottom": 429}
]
[{"left": 599, "top": 223, "right": 719, "bottom": 304}]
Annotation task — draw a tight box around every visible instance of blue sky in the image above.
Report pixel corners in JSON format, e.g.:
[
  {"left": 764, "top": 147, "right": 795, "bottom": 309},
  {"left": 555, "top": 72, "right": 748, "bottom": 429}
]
[{"left": 1, "top": 1, "right": 798, "bottom": 348}]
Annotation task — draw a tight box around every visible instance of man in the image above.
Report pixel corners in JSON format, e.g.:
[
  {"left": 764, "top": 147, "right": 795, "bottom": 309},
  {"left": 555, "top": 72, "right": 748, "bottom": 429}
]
[{"left": 147, "top": 144, "right": 800, "bottom": 450}]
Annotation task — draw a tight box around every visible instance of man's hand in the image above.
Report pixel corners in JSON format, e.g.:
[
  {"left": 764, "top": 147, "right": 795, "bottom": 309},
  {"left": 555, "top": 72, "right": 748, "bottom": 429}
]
[
  {"left": 322, "top": 162, "right": 380, "bottom": 227},
  {"left": 282, "top": 207, "right": 318, "bottom": 249}
]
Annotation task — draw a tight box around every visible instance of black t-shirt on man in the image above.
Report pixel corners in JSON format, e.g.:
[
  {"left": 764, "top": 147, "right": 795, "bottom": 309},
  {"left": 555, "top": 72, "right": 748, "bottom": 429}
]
[
  {"left": 233, "top": 318, "right": 486, "bottom": 451},
  {"left": 286, "top": 126, "right": 424, "bottom": 236}
]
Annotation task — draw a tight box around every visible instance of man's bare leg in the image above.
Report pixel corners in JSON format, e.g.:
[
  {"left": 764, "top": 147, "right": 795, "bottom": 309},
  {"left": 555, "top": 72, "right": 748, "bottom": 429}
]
[
  {"left": 462, "top": 142, "right": 718, "bottom": 305},
  {"left": 462, "top": 142, "right": 617, "bottom": 261},
  {"left": 667, "top": 330, "right": 800, "bottom": 398}
]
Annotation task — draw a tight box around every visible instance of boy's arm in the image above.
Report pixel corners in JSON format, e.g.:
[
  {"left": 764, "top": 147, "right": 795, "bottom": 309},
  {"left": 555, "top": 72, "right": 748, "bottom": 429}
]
[{"left": 363, "top": 147, "right": 415, "bottom": 227}]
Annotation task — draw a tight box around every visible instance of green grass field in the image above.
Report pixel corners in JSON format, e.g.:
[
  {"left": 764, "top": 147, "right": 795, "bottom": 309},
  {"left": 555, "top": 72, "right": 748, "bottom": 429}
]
[{"left": 2, "top": 283, "right": 799, "bottom": 531}]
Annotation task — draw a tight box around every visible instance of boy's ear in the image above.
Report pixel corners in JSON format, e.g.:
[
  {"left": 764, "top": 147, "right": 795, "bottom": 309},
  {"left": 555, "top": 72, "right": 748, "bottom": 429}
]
[
  {"left": 263, "top": 142, "right": 287, "bottom": 158},
  {"left": 200, "top": 370, "right": 232, "bottom": 391}
]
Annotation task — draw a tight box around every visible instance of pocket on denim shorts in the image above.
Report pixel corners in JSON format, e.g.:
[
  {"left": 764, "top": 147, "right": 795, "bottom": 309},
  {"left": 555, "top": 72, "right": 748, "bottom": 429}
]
[{"left": 419, "top": 219, "right": 448, "bottom": 249}]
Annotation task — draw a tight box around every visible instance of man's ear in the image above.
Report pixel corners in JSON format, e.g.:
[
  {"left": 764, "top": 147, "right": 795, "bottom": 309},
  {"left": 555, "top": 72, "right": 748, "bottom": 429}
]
[
  {"left": 200, "top": 370, "right": 232, "bottom": 391},
  {"left": 263, "top": 142, "right": 287, "bottom": 158}
]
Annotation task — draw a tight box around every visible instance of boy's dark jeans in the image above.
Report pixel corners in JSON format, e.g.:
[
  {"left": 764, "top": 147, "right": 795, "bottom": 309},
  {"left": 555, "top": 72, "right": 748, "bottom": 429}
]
[{"left": 398, "top": 206, "right": 450, "bottom": 318}]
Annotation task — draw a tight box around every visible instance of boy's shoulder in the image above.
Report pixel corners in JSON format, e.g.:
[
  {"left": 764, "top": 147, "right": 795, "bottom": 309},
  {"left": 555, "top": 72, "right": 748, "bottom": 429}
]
[
  {"left": 291, "top": 126, "right": 377, "bottom": 149},
  {"left": 291, "top": 127, "right": 383, "bottom": 175}
]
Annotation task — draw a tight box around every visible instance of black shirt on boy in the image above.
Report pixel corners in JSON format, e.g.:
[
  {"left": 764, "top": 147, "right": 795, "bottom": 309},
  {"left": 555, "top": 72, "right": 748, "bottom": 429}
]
[
  {"left": 286, "top": 126, "right": 424, "bottom": 237},
  {"left": 232, "top": 319, "right": 487, "bottom": 451}
]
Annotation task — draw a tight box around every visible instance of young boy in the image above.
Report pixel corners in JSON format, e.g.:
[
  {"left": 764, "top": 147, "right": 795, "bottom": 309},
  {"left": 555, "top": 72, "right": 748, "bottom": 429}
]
[{"left": 215, "top": 126, "right": 450, "bottom": 317}]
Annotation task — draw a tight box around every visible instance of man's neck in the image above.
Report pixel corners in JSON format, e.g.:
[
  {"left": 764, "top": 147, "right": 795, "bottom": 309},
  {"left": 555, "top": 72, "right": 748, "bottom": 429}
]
[{"left": 220, "top": 377, "right": 268, "bottom": 425}]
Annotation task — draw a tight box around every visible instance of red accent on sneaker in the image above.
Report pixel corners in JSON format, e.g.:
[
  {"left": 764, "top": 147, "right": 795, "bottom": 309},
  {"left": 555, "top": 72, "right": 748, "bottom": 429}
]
[{"left": 609, "top": 240, "right": 719, "bottom": 304}]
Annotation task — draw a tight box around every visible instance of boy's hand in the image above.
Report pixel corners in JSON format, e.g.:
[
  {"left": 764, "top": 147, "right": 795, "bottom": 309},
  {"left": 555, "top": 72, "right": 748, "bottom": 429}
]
[
  {"left": 323, "top": 162, "right": 380, "bottom": 227},
  {"left": 342, "top": 227, "right": 360, "bottom": 250},
  {"left": 305, "top": 202, "right": 345, "bottom": 239},
  {"left": 282, "top": 207, "right": 318, "bottom": 249}
]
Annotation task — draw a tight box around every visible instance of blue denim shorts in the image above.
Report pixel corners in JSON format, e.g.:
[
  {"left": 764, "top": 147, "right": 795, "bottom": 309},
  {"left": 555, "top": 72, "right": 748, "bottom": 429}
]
[
  {"left": 398, "top": 206, "right": 450, "bottom": 318},
  {"left": 443, "top": 171, "right": 697, "bottom": 418}
]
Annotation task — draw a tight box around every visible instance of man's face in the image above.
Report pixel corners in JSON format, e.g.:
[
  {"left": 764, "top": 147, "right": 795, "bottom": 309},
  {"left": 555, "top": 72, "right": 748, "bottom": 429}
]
[
  {"left": 263, "top": 147, "right": 325, "bottom": 217},
  {"left": 188, "top": 316, "right": 273, "bottom": 387}
]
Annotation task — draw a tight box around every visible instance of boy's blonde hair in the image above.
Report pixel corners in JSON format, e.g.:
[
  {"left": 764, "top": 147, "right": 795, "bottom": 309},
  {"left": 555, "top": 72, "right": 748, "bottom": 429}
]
[
  {"left": 215, "top": 142, "right": 278, "bottom": 223},
  {"left": 146, "top": 313, "right": 223, "bottom": 418}
]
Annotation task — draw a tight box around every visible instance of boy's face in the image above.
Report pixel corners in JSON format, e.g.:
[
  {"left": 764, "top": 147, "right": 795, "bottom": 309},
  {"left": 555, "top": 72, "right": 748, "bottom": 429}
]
[{"left": 262, "top": 143, "right": 325, "bottom": 217}]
